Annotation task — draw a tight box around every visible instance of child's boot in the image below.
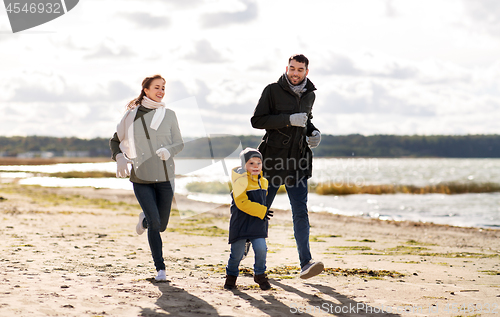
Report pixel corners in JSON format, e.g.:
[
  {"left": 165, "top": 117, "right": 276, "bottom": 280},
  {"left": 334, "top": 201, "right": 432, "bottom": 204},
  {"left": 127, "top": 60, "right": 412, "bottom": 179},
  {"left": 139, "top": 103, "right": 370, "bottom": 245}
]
[
  {"left": 254, "top": 273, "right": 271, "bottom": 290},
  {"left": 224, "top": 275, "right": 237, "bottom": 290}
]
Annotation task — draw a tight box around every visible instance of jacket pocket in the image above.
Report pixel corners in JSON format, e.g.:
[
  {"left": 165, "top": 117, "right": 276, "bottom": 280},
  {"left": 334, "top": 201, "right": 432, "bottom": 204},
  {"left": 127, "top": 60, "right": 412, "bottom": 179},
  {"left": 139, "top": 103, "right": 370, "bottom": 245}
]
[
  {"left": 275, "top": 102, "right": 295, "bottom": 113},
  {"left": 267, "top": 130, "right": 292, "bottom": 149}
]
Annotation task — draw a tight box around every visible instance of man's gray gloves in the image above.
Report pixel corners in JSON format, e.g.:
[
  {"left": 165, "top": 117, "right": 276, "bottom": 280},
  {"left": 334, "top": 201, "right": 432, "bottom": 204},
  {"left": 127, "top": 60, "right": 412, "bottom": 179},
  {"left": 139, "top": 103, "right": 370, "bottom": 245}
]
[
  {"left": 307, "top": 130, "right": 321, "bottom": 148},
  {"left": 289, "top": 113, "right": 307, "bottom": 127},
  {"left": 289, "top": 114, "right": 320, "bottom": 148}
]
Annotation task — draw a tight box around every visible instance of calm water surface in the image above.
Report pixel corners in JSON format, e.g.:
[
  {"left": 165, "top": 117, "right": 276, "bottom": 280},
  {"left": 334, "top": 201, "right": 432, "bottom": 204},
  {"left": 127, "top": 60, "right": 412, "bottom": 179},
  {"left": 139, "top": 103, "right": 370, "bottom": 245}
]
[{"left": 1, "top": 158, "right": 499, "bottom": 228}]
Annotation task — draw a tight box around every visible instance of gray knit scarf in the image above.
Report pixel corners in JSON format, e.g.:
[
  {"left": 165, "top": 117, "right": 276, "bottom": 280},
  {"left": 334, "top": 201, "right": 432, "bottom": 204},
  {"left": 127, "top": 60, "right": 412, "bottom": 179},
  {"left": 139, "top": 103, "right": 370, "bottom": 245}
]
[{"left": 284, "top": 73, "right": 308, "bottom": 97}]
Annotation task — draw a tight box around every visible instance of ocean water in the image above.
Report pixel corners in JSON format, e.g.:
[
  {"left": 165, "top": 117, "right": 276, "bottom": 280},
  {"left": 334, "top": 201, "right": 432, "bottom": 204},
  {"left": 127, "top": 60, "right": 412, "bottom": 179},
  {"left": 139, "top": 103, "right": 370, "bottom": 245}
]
[{"left": 1, "top": 158, "right": 499, "bottom": 228}]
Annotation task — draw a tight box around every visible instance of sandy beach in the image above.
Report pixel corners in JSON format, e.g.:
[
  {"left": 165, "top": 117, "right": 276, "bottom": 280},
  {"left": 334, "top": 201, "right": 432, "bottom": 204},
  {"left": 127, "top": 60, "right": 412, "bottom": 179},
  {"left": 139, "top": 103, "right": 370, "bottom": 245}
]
[{"left": 0, "top": 183, "right": 499, "bottom": 317}]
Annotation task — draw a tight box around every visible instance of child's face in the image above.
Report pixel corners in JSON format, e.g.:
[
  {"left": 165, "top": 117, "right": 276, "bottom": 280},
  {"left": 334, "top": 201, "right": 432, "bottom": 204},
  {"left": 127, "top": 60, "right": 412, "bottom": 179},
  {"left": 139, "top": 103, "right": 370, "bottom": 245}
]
[{"left": 245, "top": 157, "right": 262, "bottom": 175}]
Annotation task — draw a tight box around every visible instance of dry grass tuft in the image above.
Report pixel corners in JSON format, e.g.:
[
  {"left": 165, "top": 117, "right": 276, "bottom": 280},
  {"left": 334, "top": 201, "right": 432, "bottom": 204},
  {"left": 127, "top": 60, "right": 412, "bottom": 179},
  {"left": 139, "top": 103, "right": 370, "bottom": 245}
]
[{"left": 315, "top": 182, "right": 500, "bottom": 195}]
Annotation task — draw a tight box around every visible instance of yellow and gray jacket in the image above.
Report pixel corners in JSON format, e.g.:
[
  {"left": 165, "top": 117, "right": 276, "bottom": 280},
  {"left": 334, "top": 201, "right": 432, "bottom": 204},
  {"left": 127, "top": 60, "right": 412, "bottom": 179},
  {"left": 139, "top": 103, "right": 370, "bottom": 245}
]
[{"left": 228, "top": 167, "right": 269, "bottom": 244}]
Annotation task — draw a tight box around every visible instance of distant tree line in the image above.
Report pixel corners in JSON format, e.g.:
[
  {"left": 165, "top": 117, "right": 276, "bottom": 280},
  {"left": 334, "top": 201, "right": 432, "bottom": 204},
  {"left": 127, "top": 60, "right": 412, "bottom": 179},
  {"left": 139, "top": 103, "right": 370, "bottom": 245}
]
[
  {"left": 200, "top": 134, "right": 500, "bottom": 158},
  {"left": 1, "top": 134, "right": 499, "bottom": 158},
  {"left": 312, "top": 134, "right": 500, "bottom": 158},
  {"left": 0, "top": 136, "right": 111, "bottom": 157}
]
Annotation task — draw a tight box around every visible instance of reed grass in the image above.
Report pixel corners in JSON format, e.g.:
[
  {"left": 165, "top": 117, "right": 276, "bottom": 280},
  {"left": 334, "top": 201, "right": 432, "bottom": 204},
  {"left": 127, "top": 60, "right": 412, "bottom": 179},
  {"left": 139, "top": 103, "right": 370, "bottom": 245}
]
[
  {"left": 50, "top": 171, "right": 116, "bottom": 178},
  {"left": 186, "top": 181, "right": 232, "bottom": 194},
  {"left": 185, "top": 181, "right": 287, "bottom": 194},
  {"left": 0, "top": 170, "right": 115, "bottom": 178},
  {"left": 0, "top": 157, "right": 110, "bottom": 165},
  {"left": 314, "top": 181, "right": 500, "bottom": 195},
  {"left": 186, "top": 180, "right": 500, "bottom": 195}
]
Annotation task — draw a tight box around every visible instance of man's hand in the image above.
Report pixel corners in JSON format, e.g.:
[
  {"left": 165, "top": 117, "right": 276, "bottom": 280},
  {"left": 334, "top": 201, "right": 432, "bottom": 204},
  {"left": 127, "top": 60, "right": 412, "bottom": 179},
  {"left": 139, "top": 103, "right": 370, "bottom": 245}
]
[
  {"left": 265, "top": 209, "right": 274, "bottom": 220},
  {"left": 116, "top": 153, "right": 132, "bottom": 178},
  {"left": 289, "top": 113, "right": 307, "bottom": 127},
  {"left": 306, "top": 130, "right": 321, "bottom": 148},
  {"left": 156, "top": 148, "right": 171, "bottom": 161}
]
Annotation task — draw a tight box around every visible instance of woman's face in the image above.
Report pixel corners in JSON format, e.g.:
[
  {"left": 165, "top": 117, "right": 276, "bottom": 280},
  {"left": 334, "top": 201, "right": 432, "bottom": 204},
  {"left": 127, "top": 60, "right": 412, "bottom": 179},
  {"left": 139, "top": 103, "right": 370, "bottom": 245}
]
[{"left": 144, "top": 78, "right": 165, "bottom": 102}]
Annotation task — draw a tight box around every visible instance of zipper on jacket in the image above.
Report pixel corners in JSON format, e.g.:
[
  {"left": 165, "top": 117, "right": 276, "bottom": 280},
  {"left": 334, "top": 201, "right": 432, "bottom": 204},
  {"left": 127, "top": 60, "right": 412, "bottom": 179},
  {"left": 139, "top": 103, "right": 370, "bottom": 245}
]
[
  {"left": 286, "top": 93, "right": 306, "bottom": 169},
  {"left": 258, "top": 175, "right": 267, "bottom": 215},
  {"left": 279, "top": 76, "right": 314, "bottom": 180}
]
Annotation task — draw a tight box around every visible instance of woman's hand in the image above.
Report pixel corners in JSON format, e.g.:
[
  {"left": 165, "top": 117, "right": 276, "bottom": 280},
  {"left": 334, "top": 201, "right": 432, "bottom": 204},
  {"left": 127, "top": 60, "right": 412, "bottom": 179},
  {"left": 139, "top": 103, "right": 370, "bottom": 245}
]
[
  {"left": 156, "top": 148, "right": 171, "bottom": 161},
  {"left": 116, "top": 153, "right": 132, "bottom": 177}
]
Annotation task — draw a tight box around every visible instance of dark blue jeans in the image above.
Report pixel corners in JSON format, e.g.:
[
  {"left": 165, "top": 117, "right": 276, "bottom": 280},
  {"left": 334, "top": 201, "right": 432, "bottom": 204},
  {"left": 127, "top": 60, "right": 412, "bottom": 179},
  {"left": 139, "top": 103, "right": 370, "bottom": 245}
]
[
  {"left": 133, "top": 181, "right": 174, "bottom": 272},
  {"left": 226, "top": 238, "right": 267, "bottom": 276},
  {"left": 267, "top": 177, "right": 311, "bottom": 268}
]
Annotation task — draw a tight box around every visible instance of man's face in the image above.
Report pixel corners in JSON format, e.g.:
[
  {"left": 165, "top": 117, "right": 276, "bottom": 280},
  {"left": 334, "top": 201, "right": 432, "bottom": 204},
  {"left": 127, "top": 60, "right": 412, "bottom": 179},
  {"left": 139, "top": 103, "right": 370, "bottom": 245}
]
[{"left": 286, "top": 59, "right": 309, "bottom": 85}]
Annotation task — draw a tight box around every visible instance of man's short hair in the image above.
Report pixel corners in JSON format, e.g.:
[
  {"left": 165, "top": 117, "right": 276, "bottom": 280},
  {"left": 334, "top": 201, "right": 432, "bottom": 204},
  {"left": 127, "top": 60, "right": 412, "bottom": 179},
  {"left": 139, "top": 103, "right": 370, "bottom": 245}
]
[{"left": 289, "top": 54, "right": 309, "bottom": 69}]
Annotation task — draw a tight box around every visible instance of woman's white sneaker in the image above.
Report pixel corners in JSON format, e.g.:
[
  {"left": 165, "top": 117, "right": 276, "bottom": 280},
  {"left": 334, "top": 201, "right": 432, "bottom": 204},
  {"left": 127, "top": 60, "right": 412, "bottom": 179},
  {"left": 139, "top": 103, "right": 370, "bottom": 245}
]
[
  {"left": 155, "top": 270, "right": 167, "bottom": 281},
  {"left": 136, "top": 212, "right": 146, "bottom": 235}
]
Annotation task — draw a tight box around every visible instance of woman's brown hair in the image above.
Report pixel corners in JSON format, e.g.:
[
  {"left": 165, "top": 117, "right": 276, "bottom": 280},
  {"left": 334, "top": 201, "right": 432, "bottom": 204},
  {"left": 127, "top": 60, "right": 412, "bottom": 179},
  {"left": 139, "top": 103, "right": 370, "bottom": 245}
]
[{"left": 126, "top": 74, "right": 165, "bottom": 110}]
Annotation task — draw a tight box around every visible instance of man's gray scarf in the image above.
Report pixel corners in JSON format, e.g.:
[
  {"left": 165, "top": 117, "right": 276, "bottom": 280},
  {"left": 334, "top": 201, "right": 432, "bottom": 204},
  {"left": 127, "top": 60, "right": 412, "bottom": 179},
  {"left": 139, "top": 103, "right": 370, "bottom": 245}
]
[{"left": 284, "top": 73, "right": 308, "bottom": 97}]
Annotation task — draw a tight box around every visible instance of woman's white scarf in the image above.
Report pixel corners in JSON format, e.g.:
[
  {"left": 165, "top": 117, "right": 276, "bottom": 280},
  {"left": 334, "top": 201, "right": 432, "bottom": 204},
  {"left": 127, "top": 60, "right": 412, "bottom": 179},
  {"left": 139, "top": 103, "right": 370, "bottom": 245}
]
[
  {"left": 116, "top": 97, "right": 166, "bottom": 159},
  {"left": 141, "top": 96, "right": 166, "bottom": 130}
]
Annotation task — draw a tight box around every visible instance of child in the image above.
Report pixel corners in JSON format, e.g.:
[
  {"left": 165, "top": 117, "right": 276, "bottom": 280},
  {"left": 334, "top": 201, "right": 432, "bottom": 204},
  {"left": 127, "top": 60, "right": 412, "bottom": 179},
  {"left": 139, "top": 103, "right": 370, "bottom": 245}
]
[{"left": 224, "top": 148, "right": 273, "bottom": 290}]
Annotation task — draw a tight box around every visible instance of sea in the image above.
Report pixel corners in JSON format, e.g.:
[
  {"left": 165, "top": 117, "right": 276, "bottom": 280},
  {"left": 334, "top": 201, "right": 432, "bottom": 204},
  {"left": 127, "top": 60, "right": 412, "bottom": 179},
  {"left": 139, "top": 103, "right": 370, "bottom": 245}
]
[{"left": 1, "top": 158, "right": 499, "bottom": 229}]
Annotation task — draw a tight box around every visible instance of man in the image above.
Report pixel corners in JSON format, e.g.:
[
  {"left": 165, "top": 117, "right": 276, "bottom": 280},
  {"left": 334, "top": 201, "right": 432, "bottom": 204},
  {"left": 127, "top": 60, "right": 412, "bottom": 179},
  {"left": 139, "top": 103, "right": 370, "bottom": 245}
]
[{"left": 251, "top": 54, "right": 323, "bottom": 279}]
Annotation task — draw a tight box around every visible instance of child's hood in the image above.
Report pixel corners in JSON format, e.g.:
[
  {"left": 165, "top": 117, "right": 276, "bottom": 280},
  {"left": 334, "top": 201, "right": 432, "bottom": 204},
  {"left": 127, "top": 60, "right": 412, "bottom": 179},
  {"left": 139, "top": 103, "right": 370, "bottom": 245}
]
[{"left": 231, "top": 166, "right": 264, "bottom": 197}]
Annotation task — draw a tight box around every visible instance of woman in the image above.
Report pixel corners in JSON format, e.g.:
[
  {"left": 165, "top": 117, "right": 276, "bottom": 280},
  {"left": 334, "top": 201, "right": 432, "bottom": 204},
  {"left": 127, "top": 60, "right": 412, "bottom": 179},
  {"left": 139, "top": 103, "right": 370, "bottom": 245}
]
[{"left": 110, "top": 74, "right": 184, "bottom": 281}]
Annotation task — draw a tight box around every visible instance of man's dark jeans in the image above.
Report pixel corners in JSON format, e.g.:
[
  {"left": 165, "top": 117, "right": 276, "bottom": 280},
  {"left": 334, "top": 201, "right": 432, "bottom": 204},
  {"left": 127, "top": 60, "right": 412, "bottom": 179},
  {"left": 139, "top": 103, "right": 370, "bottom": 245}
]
[{"left": 266, "top": 177, "right": 311, "bottom": 268}]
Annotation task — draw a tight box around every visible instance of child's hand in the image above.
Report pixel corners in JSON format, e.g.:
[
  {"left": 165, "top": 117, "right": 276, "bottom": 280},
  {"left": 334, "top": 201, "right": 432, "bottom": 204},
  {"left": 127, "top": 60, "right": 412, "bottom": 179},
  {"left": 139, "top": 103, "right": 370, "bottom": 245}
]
[{"left": 265, "top": 209, "right": 274, "bottom": 220}]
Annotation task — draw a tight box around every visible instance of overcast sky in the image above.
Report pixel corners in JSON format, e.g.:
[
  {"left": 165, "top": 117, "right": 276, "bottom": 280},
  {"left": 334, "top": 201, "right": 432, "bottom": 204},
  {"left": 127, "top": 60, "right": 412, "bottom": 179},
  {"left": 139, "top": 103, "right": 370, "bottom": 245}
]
[{"left": 1, "top": 0, "right": 500, "bottom": 138}]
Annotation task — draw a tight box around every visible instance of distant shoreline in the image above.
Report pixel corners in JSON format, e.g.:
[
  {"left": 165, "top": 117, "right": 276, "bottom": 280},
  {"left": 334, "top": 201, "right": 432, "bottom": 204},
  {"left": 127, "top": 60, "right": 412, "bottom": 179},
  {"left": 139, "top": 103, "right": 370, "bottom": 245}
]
[
  {"left": 2, "top": 156, "right": 500, "bottom": 167},
  {"left": 0, "top": 157, "right": 112, "bottom": 165},
  {"left": 2, "top": 134, "right": 500, "bottom": 158}
]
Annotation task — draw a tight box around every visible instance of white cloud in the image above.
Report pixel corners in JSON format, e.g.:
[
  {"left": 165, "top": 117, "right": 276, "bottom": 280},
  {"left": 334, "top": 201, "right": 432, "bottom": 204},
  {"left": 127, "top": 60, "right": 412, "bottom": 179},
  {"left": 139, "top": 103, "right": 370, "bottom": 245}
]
[
  {"left": 321, "top": 81, "right": 435, "bottom": 117},
  {"left": 1, "top": 0, "right": 500, "bottom": 138},
  {"left": 7, "top": 77, "right": 134, "bottom": 103},
  {"left": 200, "top": 0, "right": 258, "bottom": 28},
  {"left": 120, "top": 12, "right": 171, "bottom": 29},
  {"left": 0, "top": 101, "right": 117, "bottom": 138},
  {"left": 462, "top": 0, "right": 500, "bottom": 36},
  {"left": 384, "top": 0, "right": 398, "bottom": 18},
  {"left": 184, "top": 39, "right": 229, "bottom": 63},
  {"left": 317, "top": 53, "right": 362, "bottom": 76},
  {"left": 161, "top": 0, "right": 204, "bottom": 9},
  {"left": 84, "top": 44, "right": 136, "bottom": 60}
]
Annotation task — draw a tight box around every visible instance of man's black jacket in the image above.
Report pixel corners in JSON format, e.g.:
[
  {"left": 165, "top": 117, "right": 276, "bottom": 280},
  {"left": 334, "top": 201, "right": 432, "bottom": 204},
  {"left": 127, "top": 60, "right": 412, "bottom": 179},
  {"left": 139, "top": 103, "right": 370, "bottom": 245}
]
[{"left": 251, "top": 74, "right": 319, "bottom": 186}]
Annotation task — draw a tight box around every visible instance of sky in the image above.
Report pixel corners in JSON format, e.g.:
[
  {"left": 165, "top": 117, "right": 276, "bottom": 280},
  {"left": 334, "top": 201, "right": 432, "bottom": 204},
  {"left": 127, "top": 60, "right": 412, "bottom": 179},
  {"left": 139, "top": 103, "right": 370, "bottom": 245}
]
[{"left": 1, "top": 0, "right": 500, "bottom": 138}]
